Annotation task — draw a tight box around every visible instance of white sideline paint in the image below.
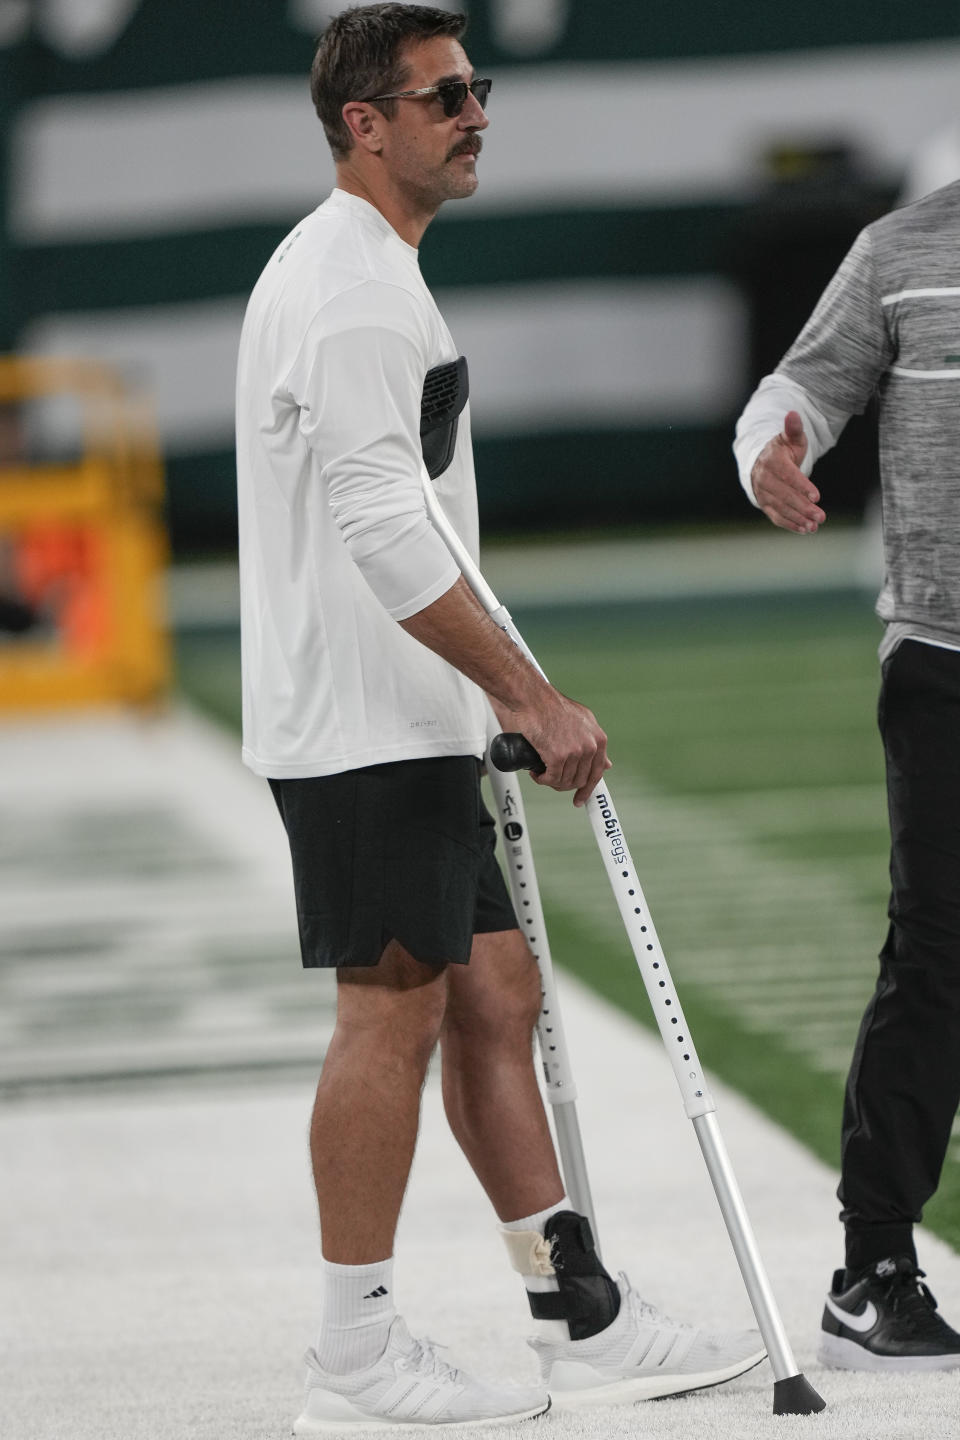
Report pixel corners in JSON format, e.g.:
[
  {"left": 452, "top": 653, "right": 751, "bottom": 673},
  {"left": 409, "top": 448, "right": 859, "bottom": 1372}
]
[
  {"left": 166, "top": 526, "right": 884, "bottom": 630},
  {"left": 21, "top": 276, "right": 745, "bottom": 452},
  {"left": 2, "top": 706, "right": 959, "bottom": 1438}
]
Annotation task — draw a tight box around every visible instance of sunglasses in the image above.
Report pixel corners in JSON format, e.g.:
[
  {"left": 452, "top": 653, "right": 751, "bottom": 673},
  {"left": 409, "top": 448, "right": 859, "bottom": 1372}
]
[{"left": 363, "top": 76, "right": 492, "bottom": 119}]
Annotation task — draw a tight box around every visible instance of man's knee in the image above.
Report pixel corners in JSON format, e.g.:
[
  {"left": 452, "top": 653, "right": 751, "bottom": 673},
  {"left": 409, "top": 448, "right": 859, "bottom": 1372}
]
[
  {"left": 446, "top": 929, "right": 543, "bottom": 1041},
  {"left": 335, "top": 941, "right": 449, "bottom": 1062}
]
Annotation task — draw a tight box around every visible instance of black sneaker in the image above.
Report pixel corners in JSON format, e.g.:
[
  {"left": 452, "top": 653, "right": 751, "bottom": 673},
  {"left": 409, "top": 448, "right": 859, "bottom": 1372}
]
[{"left": 818, "top": 1255, "right": 960, "bottom": 1371}]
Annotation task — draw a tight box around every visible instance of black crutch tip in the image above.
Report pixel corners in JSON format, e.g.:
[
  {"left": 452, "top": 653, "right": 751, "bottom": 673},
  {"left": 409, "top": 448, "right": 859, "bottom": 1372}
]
[{"left": 772, "top": 1373, "right": 826, "bottom": 1415}]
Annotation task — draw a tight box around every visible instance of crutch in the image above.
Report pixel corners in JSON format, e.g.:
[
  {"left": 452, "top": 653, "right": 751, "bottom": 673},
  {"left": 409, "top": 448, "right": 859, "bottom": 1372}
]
[
  {"left": 421, "top": 476, "right": 826, "bottom": 1417},
  {"left": 418, "top": 359, "right": 602, "bottom": 1245},
  {"left": 483, "top": 704, "right": 600, "bottom": 1245}
]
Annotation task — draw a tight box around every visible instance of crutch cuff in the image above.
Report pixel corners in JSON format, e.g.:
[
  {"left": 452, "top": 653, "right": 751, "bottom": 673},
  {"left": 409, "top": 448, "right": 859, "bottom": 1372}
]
[{"left": 499, "top": 1226, "right": 556, "bottom": 1277}]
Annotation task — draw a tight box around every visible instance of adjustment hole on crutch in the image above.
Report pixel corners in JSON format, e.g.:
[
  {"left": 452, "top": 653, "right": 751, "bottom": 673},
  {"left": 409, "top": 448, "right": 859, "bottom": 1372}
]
[
  {"left": 628, "top": 889, "right": 635, "bottom": 896},
  {"left": 522, "top": 900, "right": 530, "bottom": 906},
  {"left": 621, "top": 870, "right": 629, "bottom": 878},
  {"left": 684, "top": 1055, "right": 691, "bottom": 1062},
  {"left": 658, "top": 981, "right": 665, "bottom": 988},
  {"left": 664, "top": 999, "right": 672, "bottom": 1007},
  {"left": 634, "top": 907, "right": 641, "bottom": 914},
  {"left": 646, "top": 944, "right": 654, "bottom": 951},
  {"left": 640, "top": 926, "right": 648, "bottom": 933},
  {"left": 652, "top": 962, "right": 659, "bottom": 969},
  {"left": 549, "top": 1045, "right": 556, "bottom": 1051},
  {"left": 671, "top": 1017, "right": 678, "bottom": 1024}
]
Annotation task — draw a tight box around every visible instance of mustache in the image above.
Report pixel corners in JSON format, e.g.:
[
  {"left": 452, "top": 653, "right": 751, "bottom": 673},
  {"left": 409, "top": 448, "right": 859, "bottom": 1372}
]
[{"left": 448, "top": 135, "right": 482, "bottom": 161}]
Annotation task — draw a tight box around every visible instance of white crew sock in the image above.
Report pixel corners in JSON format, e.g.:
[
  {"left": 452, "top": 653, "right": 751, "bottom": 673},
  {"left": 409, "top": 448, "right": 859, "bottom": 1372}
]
[
  {"left": 315, "top": 1256, "right": 396, "bottom": 1374},
  {"left": 501, "top": 1196, "right": 570, "bottom": 1340}
]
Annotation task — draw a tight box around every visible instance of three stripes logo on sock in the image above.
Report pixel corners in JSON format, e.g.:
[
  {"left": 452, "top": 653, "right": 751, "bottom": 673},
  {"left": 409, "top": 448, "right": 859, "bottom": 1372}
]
[{"left": 363, "top": 1286, "right": 389, "bottom": 1299}]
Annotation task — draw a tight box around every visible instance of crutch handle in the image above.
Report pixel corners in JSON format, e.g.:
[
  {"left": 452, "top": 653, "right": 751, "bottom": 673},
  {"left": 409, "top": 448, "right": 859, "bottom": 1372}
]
[{"left": 489, "top": 732, "right": 546, "bottom": 775}]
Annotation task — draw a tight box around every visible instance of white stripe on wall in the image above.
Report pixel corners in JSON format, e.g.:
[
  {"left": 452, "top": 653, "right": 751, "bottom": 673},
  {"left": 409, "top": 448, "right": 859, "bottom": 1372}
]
[
  {"left": 22, "top": 298, "right": 248, "bottom": 450},
  {"left": 441, "top": 278, "right": 745, "bottom": 432},
  {"left": 13, "top": 40, "right": 960, "bottom": 242},
  {"left": 21, "top": 279, "right": 745, "bottom": 451},
  {"left": 13, "top": 81, "right": 334, "bottom": 242}
]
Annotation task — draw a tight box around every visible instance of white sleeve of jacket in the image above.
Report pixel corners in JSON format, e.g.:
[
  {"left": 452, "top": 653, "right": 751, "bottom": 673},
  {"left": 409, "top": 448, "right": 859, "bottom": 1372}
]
[
  {"left": 287, "top": 282, "right": 461, "bottom": 620},
  {"left": 733, "top": 373, "right": 851, "bottom": 507}
]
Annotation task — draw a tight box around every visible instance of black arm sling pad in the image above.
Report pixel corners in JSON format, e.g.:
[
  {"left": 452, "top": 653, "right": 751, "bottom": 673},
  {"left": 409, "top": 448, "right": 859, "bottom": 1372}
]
[{"left": 420, "top": 356, "right": 469, "bottom": 480}]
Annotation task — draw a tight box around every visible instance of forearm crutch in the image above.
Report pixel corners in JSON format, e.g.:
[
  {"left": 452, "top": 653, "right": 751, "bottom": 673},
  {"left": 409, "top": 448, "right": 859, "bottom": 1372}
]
[
  {"left": 482, "top": 704, "right": 600, "bottom": 1246},
  {"left": 422, "top": 477, "right": 825, "bottom": 1417}
]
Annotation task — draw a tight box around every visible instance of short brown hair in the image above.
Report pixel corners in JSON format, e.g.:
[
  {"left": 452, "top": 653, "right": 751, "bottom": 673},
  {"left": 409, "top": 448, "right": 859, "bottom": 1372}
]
[{"left": 311, "top": 5, "right": 467, "bottom": 161}]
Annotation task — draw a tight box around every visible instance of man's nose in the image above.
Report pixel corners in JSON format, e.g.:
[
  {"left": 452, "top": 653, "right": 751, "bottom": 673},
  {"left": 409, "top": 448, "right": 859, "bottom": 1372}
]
[{"left": 459, "top": 91, "right": 489, "bottom": 130}]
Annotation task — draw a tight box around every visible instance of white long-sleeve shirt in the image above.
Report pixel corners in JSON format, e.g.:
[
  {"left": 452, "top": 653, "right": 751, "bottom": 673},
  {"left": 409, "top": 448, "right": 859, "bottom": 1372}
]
[{"left": 236, "top": 189, "right": 487, "bottom": 777}]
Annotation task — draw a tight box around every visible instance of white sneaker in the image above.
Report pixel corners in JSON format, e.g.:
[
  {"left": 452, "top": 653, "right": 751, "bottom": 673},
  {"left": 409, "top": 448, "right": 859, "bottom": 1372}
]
[
  {"left": 293, "top": 1316, "right": 550, "bottom": 1431},
  {"left": 529, "top": 1273, "right": 766, "bottom": 1409}
]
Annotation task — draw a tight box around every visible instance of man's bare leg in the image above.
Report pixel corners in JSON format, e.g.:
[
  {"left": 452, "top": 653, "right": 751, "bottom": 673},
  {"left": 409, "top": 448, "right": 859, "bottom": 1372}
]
[
  {"left": 439, "top": 928, "right": 564, "bottom": 1220},
  {"left": 311, "top": 941, "right": 448, "bottom": 1262}
]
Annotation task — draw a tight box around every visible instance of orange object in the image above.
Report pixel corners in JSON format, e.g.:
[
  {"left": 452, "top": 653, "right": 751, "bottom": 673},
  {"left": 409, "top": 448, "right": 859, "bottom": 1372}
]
[{"left": 0, "top": 357, "right": 170, "bottom": 709}]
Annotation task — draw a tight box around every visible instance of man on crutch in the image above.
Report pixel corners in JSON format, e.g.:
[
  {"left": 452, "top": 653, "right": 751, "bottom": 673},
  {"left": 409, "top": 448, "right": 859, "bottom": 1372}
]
[{"left": 236, "top": 6, "right": 764, "bottom": 1430}]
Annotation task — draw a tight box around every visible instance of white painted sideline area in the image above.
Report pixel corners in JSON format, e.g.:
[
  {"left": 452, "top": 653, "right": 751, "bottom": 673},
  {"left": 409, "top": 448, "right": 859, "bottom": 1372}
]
[
  {"left": 167, "top": 521, "right": 885, "bottom": 630},
  {"left": 2, "top": 705, "right": 958, "bottom": 1439}
]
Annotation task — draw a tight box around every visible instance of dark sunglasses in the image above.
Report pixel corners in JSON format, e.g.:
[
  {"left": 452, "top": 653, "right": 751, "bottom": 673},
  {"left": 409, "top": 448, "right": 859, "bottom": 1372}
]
[{"left": 363, "top": 76, "right": 492, "bottom": 119}]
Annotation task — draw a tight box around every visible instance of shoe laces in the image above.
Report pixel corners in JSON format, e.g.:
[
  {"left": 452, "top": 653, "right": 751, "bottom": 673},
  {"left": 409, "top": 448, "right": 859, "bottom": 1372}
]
[
  {"left": 880, "top": 1265, "right": 944, "bottom": 1337},
  {"left": 621, "top": 1272, "right": 693, "bottom": 1332},
  {"left": 396, "top": 1334, "right": 459, "bottom": 1383}
]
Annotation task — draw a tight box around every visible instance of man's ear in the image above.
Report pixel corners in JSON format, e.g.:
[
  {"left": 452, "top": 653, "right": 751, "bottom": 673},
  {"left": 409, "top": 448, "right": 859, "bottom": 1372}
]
[{"left": 341, "top": 101, "right": 385, "bottom": 154}]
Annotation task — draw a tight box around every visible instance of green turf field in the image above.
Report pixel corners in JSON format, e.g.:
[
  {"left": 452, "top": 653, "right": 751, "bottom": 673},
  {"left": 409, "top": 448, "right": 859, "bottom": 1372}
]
[{"left": 175, "top": 588, "right": 960, "bottom": 1255}]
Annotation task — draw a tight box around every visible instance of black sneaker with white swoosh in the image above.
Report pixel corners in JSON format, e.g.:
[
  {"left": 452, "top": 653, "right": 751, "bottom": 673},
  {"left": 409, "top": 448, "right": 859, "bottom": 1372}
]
[{"left": 819, "top": 1256, "right": 960, "bottom": 1371}]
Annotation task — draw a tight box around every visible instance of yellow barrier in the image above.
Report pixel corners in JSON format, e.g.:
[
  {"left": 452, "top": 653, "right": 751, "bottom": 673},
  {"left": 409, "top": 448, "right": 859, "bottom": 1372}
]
[{"left": 0, "top": 357, "right": 170, "bottom": 710}]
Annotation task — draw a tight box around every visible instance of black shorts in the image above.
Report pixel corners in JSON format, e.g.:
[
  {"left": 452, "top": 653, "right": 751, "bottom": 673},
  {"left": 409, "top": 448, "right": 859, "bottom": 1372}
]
[{"left": 269, "top": 756, "right": 517, "bottom": 969}]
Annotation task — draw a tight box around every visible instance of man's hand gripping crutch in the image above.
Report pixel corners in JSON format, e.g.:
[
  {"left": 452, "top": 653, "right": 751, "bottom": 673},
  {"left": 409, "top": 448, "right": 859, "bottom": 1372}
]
[{"left": 417, "top": 465, "right": 825, "bottom": 1420}]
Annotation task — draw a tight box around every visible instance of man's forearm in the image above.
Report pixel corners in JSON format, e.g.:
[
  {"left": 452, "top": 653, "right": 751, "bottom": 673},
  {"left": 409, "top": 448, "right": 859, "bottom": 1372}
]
[
  {"left": 399, "top": 576, "right": 549, "bottom": 712},
  {"left": 399, "top": 575, "right": 608, "bottom": 805}
]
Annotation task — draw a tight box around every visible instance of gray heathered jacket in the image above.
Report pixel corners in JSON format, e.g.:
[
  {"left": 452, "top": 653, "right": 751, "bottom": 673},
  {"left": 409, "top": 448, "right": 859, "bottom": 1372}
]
[{"left": 737, "top": 178, "right": 960, "bottom": 657}]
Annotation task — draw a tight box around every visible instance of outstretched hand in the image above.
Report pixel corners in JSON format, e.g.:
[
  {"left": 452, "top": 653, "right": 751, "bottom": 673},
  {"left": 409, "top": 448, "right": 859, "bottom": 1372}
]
[{"left": 751, "top": 411, "right": 826, "bottom": 534}]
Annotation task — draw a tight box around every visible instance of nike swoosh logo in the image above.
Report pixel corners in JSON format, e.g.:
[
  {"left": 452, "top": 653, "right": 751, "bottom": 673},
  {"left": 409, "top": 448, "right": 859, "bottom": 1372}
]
[{"left": 824, "top": 1294, "right": 878, "bottom": 1333}]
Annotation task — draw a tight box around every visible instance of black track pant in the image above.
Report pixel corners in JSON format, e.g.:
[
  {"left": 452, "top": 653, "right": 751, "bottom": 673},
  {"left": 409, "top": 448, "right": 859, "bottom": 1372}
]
[{"left": 839, "top": 639, "right": 960, "bottom": 1273}]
